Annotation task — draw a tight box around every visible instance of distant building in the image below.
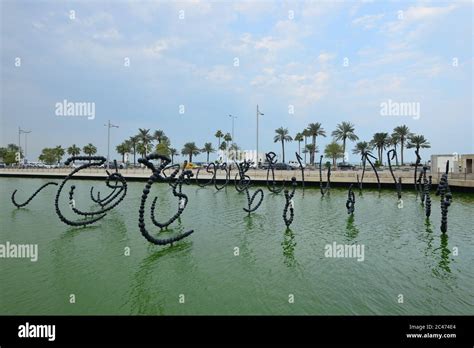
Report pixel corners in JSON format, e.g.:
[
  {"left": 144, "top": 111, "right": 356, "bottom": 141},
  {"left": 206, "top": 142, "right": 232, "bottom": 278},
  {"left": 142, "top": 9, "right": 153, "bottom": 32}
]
[
  {"left": 430, "top": 154, "right": 458, "bottom": 173},
  {"left": 431, "top": 153, "right": 474, "bottom": 174},
  {"left": 460, "top": 154, "right": 474, "bottom": 174}
]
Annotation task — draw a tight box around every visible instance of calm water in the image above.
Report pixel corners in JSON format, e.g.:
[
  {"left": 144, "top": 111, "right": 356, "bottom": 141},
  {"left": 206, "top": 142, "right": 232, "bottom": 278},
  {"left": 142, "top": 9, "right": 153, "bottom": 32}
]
[{"left": 1, "top": 177, "right": 473, "bottom": 315}]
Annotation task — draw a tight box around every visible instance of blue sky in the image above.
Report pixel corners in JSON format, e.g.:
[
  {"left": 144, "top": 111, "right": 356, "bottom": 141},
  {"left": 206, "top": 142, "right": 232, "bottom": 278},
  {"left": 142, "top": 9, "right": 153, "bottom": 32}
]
[{"left": 1, "top": 0, "right": 472, "bottom": 163}]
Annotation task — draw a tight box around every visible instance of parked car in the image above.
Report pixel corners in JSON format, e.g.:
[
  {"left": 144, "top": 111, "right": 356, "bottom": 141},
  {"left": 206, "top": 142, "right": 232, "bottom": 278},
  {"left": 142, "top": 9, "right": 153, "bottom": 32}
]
[
  {"left": 274, "top": 163, "right": 294, "bottom": 170},
  {"left": 0, "top": 162, "right": 5, "bottom": 168},
  {"left": 337, "top": 163, "right": 356, "bottom": 170},
  {"left": 288, "top": 160, "right": 305, "bottom": 169}
]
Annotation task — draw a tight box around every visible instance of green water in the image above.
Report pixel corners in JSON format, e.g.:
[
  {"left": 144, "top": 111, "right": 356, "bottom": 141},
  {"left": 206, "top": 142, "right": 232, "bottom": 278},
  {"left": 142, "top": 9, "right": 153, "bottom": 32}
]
[{"left": 1, "top": 177, "right": 473, "bottom": 315}]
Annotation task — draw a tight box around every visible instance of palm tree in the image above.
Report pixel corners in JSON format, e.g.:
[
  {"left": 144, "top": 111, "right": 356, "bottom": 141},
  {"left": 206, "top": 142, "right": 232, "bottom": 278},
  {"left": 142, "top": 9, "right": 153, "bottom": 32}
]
[
  {"left": 116, "top": 141, "right": 131, "bottom": 163},
  {"left": 371, "top": 132, "right": 390, "bottom": 164},
  {"left": 54, "top": 145, "right": 65, "bottom": 164},
  {"left": 392, "top": 125, "right": 412, "bottom": 165},
  {"left": 331, "top": 122, "right": 358, "bottom": 162},
  {"left": 324, "top": 141, "right": 344, "bottom": 168},
  {"left": 67, "top": 144, "right": 81, "bottom": 163},
  {"left": 181, "top": 142, "right": 200, "bottom": 163},
  {"left": 294, "top": 132, "right": 304, "bottom": 155},
  {"left": 219, "top": 142, "right": 227, "bottom": 151},
  {"left": 223, "top": 133, "right": 232, "bottom": 147},
  {"left": 306, "top": 123, "right": 326, "bottom": 165},
  {"left": 407, "top": 134, "right": 431, "bottom": 152},
  {"left": 129, "top": 136, "right": 139, "bottom": 166},
  {"left": 304, "top": 144, "right": 317, "bottom": 161},
  {"left": 202, "top": 142, "right": 215, "bottom": 163},
  {"left": 273, "top": 127, "right": 293, "bottom": 163},
  {"left": 215, "top": 130, "right": 224, "bottom": 149},
  {"left": 153, "top": 129, "right": 166, "bottom": 144},
  {"left": 390, "top": 133, "right": 400, "bottom": 166},
  {"left": 83, "top": 143, "right": 97, "bottom": 163},
  {"left": 169, "top": 148, "right": 178, "bottom": 164},
  {"left": 352, "top": 141, "right": 371, "bottom": 157},
  {"left": 137, "top": 128, "right": 153, "bottom": 157},
  {"left": 137, "top": 142, "right": 152, "bottom": 157},
  {"left": 302, "top": 129, "right": 310, "bottom": 163}
]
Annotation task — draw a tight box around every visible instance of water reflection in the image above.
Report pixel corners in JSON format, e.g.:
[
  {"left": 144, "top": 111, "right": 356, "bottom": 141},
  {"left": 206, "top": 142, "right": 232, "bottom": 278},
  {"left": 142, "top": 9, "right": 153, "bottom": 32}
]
[
  {"left": 281, "top": 228, "right": 297, "bottom": 267},
  {"left": 436, "top": 234, "right": 451, "bottom": 274},
  {"left": 345, "top": 215, "right": 359, "bottom": 240},
  {"left": 127, "top": 241, "right": 193, "bottom": 315}
]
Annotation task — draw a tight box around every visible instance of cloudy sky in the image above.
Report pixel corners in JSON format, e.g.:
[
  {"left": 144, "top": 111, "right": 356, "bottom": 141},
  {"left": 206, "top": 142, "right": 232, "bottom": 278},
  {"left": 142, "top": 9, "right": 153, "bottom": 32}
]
[{"left": 1, "top": 0, "right": 472, "bottom": 163}]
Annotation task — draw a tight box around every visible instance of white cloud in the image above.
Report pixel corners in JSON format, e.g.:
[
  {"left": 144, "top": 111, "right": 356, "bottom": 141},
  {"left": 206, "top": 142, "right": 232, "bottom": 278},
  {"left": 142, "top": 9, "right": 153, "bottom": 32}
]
[{"left": 352, "top": 13, "right": 385, "bottom": 29}]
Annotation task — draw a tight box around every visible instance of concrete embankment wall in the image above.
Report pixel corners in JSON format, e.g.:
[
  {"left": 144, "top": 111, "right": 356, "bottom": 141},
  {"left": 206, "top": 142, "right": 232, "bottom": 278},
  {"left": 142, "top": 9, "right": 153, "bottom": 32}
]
[{"left": 1, "top": 168, "right": 473, "bottom": 192}]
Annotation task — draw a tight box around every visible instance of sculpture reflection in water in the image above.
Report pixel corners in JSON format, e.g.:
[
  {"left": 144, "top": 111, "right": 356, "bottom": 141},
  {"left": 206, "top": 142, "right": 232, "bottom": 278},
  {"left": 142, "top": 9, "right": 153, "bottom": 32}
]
[{"left": 282, "top": 177, "right": 297, "bottom": 227}]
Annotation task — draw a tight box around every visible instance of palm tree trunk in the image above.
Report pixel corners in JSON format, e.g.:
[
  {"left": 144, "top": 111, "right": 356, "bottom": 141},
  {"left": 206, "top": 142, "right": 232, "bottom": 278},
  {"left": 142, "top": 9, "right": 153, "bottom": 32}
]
[
  {"left": 189, "top": 154, "right": 192, "bottom": 163},
  {"left": 342, "top": 138, "right": 346, "bottom": 163},
  {"left": 333, "top": 156, "right": 336, "bottom": 168},
  {"left": 304, "top": 137, "right": 307, "bottom": 163},
  {"left": 122, "top": 153, "right": 125, "bottom": 163},
  {"left": 282, "top": 140, "right": 285, "bottom": 163},
  {"left": 311, "top": 135, "right": 316, "bottom": 165},
  {"left": 401, "top": 139, "right": 404, "bottom": 165},
  {"left": 171, "top": 154, "right": 174, "bottom": 164},
  {"left": 133, "top": 147, "right": 136, "bottom": 165},
  {"left": 207, "top": 152, "right": 209, "bottom": 163},
  {"left": 298, "top": 141, "right": 301, "bottom": 155}
]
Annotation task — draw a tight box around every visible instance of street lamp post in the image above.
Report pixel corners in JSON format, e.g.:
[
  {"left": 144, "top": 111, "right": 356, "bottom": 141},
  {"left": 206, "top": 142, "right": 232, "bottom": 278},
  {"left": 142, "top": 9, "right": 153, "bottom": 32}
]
[
  {"left": 228, "top": 114, "right": 237, "bottom": 144},
  {"left": 256, "top": 105, "right": 264, "bottom": 165},
  {"left": 18, "top": 127, "right": 31, "bottom": 163},
  {"left": 104, "top": 120, "right": 119, "bottom": 169}
]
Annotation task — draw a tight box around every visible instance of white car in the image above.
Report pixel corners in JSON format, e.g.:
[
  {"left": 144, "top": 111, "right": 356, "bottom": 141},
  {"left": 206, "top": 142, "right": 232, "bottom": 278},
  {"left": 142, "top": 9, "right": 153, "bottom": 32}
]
[{"left": 288, "top": 160, "right": 305, "bottom": 169}]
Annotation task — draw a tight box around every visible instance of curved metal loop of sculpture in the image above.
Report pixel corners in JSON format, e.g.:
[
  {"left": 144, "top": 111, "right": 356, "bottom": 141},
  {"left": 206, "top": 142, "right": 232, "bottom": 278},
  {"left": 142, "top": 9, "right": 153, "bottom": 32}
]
[
  {"left": 283, "top": 177, "right": 298, "bottom": 227},
  {"left": 11, "top": 182, "right": 58, "bottom": 208},
  {"left": 195, "top": 163, "right": 215, "bottom": 188},
  {"left": 359, "top": 151, "right": 381, "bottom": 191},
  {"left": 214, "top": 162, "right": 231, "bottom": 191},
  {"left": 413, "top": 147, "right": 423, "bottom": 199},
  {"left": 319, "top": 155, "right": 331, "bottom": 196},
  {"left": 435, "top": 161, "right": 452, "bottom": 233},
  {"left": 346, "top": 184, "right": 356, "bottom": 215},
  {"left": 55, "top": 156, "right": 127, "bottom": 227},
  {"left": 265, "top": 152, "right": 285, "bottom": 194},
  {"left": 236, "top": 160, "right": 264, "bottom": 214},
  {"left": 387, "top": 150, "right": 402, "bottom": 200},
  {"left": 295, "top": 152, "right": 305, "bottom": 191},
  {"left": 234, "top": 160, "right": 251, "bottom": 193},
  {"left": 138, "top": 154, "right": 194, "bottom": 245}
]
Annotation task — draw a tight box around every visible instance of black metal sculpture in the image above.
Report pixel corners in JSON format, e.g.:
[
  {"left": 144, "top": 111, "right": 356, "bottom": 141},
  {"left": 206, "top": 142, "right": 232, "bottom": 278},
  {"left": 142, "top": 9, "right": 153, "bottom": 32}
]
[
  {"left": 214, "top": 163, "right": 231, "bottom": 191},
  {"left": 282, "top": 177, "right": 297, "bottom": 227},
  {"left": 424, "top": 171, "right": 432, "bottom": 218},
  {"left": 265, "top": 152, "right": 285, "bottom": 194},
  {"left": 236, "top": 160, "right": 264, "bottom": 214},
  {"left": 295, "top": 152, "right": 305, "bottom": 191},
  {"left": 346, "top": 184, "right": 355, "bottom": 214},
  {"left": 319, "top": 155, "right": 331, "bottom": 196},
  {"left": 435, "top": 161, "right": 452, "bottom": 233},
  {"left": 359, "top": 150, "right": 381, "bottom": 191},
  {"left": 11, "top": 182, "right": 58, "bottom": 208},
  {"left": 138, "top": 154, "right": 194, "bottom": 245},
  {"left": 414, "top": 147, "right": 422, "bottom": 198},
  {"left": 387, "top": 149, "right": 402, "bottom": 201},
  {"left": 195, "top": 164, "right": 214, "bottom": 188},
  {"left": 54, "top": 156, "right": 127, "bottom": 227}
]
